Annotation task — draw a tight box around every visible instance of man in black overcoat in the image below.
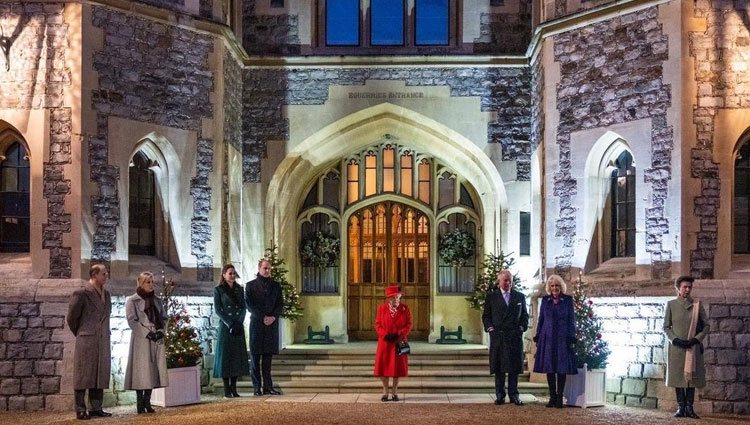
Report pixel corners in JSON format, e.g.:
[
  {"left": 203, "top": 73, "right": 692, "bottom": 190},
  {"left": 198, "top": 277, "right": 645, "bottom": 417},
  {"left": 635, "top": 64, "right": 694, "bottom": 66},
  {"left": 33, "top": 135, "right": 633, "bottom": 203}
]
[
  {"left": 482, "top": 269, "right": 529, "bottom": 406},
  {"left": 245, "top": 259, "right": 284, "bottom": 395}
]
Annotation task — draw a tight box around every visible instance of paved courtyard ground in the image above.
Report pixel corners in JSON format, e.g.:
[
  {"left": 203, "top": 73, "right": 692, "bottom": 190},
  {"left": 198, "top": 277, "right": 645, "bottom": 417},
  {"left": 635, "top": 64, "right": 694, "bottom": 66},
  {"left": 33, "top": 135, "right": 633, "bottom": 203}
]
[{"left": 1, "top": 393, "right": 747, "bottom": 425}]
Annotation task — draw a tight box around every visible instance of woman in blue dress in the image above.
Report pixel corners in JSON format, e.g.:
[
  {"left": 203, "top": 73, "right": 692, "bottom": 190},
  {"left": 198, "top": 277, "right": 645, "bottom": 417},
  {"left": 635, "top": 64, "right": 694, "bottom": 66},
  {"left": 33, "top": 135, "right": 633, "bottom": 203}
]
[{"left": 533, "top": 274, "right": 577, "bottom": 408}]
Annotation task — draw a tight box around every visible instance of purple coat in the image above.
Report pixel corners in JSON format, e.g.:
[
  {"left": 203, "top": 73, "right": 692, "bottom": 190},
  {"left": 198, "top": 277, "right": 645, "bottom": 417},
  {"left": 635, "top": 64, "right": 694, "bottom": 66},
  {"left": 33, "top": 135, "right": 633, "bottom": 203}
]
[{"left": 533, "top": 294, "right": 578, "bottom": 374}]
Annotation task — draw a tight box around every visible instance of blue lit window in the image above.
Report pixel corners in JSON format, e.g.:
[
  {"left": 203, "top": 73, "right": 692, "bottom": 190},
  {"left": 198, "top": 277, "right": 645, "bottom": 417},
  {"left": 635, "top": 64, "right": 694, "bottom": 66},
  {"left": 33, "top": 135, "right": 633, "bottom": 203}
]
[
  {"left": 415, "top": 0, "right": 449, "bottom": 45},
  {"left": 371, "top": 0, "right": 404, "bottom": 46},
  {"left": 326, "top": 0, "right": 360, "bottom": 46}
]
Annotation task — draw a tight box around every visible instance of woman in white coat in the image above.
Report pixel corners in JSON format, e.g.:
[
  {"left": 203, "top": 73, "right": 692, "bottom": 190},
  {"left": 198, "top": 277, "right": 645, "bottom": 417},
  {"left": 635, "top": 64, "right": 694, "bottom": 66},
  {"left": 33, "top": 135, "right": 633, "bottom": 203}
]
[{"left": 124, "top": 272, "right": 169, "bottom": 413}]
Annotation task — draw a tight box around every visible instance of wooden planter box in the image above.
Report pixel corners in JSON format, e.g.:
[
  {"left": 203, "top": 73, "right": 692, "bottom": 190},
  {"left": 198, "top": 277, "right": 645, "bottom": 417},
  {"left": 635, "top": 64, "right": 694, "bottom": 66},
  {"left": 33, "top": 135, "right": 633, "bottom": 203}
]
[
  {"left": 562, "top": 365, "right": 606, "bottom": 408},
  {"left": 151, "top": 365, "right": 201, "bottom": 407}
]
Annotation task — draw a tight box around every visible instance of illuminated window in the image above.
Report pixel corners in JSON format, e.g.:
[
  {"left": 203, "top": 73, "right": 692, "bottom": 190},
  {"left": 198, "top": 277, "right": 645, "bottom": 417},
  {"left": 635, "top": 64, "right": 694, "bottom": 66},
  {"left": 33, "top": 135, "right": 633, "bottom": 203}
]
[
  {"left": 383, "top": 146, "right": 395, "bottom": 192},
  {"left": 400, "top": 153, "right": 413, "bottom": 197},
  {"left": 365, "top": 153, "right": 377, "bottom": 197},
  {"left": 418, "top": 159, "right": 430, "bottom": 204},
  {"left": 347, "top": 160, "right": 359, "bottom": 204}
]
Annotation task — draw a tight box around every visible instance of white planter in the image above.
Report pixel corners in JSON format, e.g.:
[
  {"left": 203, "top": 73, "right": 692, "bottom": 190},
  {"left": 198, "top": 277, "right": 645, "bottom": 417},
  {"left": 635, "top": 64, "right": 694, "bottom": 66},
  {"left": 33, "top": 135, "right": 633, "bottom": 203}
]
[
  {"left": 563, "top": 365, "right": 606, "bottom": 408},
  {"left": 151, "top": 366, "right": 201, "bottom": 407}
]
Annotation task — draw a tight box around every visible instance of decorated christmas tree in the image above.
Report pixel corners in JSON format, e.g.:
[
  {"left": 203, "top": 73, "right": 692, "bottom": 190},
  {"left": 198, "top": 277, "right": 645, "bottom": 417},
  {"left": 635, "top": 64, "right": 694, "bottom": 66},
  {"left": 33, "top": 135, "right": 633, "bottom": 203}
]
[
  {"left": 467, "top": 251, "right": 525, "bottom": 310},
  {"left": 160, "top": 277, "right": 204, "bottom": 368},
  {"left": 264, "top": 244, "right": 304, "bottom": 321},
  {"left": 572, "top": 273, "right": 610, "bottom": 369}
]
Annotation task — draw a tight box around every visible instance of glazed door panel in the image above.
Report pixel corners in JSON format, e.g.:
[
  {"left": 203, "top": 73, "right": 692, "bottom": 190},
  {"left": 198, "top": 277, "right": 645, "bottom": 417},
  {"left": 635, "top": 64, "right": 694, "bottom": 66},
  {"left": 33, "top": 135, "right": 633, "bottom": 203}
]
[{"left": 347, "top": 202, "right": 430, "bottom": 340}]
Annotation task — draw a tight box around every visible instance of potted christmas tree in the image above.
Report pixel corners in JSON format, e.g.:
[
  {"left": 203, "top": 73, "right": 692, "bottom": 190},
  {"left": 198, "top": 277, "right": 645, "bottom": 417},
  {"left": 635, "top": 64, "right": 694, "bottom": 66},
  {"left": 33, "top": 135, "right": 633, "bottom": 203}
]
[
  {"left": 152, "top": 276, "right": 204, "bottom": 407},
  {"left": 563, "top": 272, "right": 610, "bottom": 408}
]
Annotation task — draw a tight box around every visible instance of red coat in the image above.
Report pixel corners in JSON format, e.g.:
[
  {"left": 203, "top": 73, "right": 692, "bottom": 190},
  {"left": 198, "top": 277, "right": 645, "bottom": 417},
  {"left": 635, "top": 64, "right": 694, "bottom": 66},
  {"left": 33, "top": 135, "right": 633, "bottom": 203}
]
[{"left": 373, "top": 302, "right": 412, "bottom": 377}]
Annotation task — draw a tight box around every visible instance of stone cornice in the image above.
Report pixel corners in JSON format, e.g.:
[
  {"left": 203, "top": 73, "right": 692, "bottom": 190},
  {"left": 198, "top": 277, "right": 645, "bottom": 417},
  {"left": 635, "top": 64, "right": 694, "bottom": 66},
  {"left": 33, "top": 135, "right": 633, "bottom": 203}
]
[{"left": 64, "top": 0, "right": 670, "bottom": 67}]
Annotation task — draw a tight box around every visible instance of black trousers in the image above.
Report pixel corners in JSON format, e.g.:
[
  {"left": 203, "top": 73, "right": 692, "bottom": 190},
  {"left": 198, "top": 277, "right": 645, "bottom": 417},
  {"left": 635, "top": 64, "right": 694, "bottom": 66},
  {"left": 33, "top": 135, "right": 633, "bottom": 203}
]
[
  {"left": 494, "top": 373, "right": 519, "bottom": 399},
  {"left": 74, "top": 388, "right": 103, "bottom": 413},
  {"left": 251, "top": 353, "right": 274, "bottom": 390}
]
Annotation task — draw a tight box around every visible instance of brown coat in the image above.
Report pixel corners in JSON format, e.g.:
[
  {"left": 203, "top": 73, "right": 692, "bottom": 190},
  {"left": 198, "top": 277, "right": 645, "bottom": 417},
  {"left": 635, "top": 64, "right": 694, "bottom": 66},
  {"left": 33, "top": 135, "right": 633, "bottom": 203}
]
[{"left": 67, "top": 285, "right": 111, "bottom": 390}]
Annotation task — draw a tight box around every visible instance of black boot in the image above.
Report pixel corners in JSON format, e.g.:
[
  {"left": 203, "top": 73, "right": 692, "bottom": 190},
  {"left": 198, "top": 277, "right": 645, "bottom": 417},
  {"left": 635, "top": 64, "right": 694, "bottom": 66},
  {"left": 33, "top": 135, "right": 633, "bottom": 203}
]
[
  {"left": 230, "top": 377, "right": 240, "bottom": 398},
  {"left": 555, "top": 374, "right": 566, "bottom": 408},
  {"left": 143, "top": 389, "right": 155, "bottom": 413},
  {"left": 223, "top": 378, "right": 233, "bottom": 398},
  {"left": 135, "top": 390, "right": 145, "bottom": 414},
  {"left": 674, "top": 388, "right": 686, "bottom": 417},
  {"left": 685, "top": 387, "right": 700, "bottom": 419},
  {"left": 545, "top": 374, "right": 557, "bottom": 408}
]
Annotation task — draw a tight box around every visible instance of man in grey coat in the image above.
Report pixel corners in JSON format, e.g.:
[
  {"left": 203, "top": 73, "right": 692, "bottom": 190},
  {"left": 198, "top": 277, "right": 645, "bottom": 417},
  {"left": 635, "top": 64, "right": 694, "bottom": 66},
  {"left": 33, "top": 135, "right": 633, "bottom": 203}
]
[
  {"left": 67, "top": 264, "right": 112, "bottom": 420},
  {"left": 482, "top": 269, "right": 529, "bottom": 406}
]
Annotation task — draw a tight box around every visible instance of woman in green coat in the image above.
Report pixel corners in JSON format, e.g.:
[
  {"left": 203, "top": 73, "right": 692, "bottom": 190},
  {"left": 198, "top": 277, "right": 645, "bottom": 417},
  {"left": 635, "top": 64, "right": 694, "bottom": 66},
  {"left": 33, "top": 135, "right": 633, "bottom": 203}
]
[
  {"left": 213, "top": 264, "right": 250, "bottom": 397},
  {"left": 663, "top": 276, "right": 709, "bottom": 419}
]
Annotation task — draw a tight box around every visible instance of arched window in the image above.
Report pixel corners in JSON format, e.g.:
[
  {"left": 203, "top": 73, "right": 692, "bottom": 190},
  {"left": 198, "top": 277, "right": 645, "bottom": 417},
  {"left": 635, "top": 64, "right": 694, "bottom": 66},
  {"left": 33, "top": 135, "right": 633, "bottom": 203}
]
[
  {"left": 610, "top": 151, "right": 635, "bottom": 257},
  {"left": 128, "top": 151, "right": 155, "bottom": 255},
  {"left": 734, "top": 143, "right": 750, "bottom": 253},
  {"left": 0, "top": 142, "right": 30, "bottom": 252}
]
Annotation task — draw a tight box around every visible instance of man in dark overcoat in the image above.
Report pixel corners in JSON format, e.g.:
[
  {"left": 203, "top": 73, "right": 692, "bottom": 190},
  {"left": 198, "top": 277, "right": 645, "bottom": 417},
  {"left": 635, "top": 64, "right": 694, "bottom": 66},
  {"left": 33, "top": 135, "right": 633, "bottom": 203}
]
[
  {"left": 245, "top": 259, "right": 283, "bottom": 395},
  {"left": 482, "top": 269, "right": 529, "bottom": 406},
  {"left": 66, "top": 264, "right": 112, "bottom": 420}
]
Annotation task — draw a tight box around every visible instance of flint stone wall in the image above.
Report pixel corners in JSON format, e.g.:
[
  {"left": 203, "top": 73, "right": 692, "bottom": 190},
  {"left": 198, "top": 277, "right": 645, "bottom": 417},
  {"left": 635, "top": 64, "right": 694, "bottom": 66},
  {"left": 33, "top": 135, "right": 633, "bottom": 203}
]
[
  {"left": 89, "top": 6, "right": 215, "bottom": 271},
  {"left": 242, "top": 67, "right": 532, "bottom": 183},
  {"left": 552, "top": 6, "right": 673, "bottom": 278},
  {"left": 0, "top": 2, "right": 73, "bottom": 277}
]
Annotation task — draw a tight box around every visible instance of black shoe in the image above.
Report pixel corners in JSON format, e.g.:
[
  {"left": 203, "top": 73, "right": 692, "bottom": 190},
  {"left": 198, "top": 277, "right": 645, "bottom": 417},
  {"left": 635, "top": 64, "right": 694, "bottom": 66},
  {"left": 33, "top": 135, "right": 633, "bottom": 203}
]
[
  {"left": 674, "top": 404, "right": 686, "bottom": 418},
  {"left": 254, "top": 389, "right": 263, "bottom": 396},
  {"left": 391, "top": 395, "right": 399, "bottom": 402},
  {"left": 546, "top": 394, "right": 556, "bottom": 408},
  {"left": 381, "top": 395, "right": 389, "bottom": 402},
  {"left": 76, "top": 411, "right": 90, "bottom": 420},
  {"left": 509, "top": 397, "right": 524, "bottom": 406},
  {"left": 494, "top": 398, "right": 505, "bottom": 405},
  {"left": 88, "top": 410, "right": 112, "bottom": 417},
  {"left": 263, "top": 388, "right": 282, "bottom": 395}
]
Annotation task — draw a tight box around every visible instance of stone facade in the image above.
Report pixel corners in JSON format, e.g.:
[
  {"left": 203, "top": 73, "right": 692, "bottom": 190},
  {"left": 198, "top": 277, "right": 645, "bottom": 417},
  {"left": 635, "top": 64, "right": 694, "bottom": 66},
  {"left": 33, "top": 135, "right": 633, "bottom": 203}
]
[
  {"left": 687, "top": 0, "right": 750, "bottom": 278},
  {"left": 242, "top": 0, "right": 300, "bottom": 55},
  {"left": 242, "top": 67, "right": 531, "bottom": 182},
  {"left": 473, "top": 1, "right": 532, "bottom": 55},
  {"left": 190, "top": 138, "right": 215, "bottom": 282},
  {"left": 89, "top": 6, "right": 215, "bottom": 263},
  {"left": 549, "top": 0, "right": 619, "bottom": 22},
  {"left": 223, "top": 50, "right": 243, "bottom": 152},
  {"left": 592, "top": 289, "right": 749, "bottom": 415},
  {"left": 551, "top": 6, "right": 673, "bottom": 277},
  {"left": 0, "top": 2, "right": 74, "bottom": 277}
]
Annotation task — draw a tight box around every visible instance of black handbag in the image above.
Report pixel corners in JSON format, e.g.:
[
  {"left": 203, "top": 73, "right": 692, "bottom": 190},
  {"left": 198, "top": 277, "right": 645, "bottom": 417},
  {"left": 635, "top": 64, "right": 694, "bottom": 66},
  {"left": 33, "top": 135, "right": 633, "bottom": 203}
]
[{"left": 396, "top": 340, "right": 410, "bottom": 356}]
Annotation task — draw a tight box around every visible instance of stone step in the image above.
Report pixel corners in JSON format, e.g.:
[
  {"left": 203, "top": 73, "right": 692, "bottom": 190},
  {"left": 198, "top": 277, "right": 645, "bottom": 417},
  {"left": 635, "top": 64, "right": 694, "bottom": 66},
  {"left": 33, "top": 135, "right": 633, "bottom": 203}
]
[
  {"left": 275, "top": 358, "right": 488, "bottom": 367},
  {"left": 215, "top": 379, "right": 548, "bottom": 395},
  {"left": 273, "top": 370, "right": 505, "bottom": 379}
]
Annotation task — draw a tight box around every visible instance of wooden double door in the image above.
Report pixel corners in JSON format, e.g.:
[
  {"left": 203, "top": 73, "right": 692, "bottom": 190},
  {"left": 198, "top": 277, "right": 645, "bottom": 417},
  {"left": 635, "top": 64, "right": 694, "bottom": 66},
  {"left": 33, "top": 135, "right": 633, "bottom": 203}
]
[{"left": 347, "top": 201, "right": 430, "bottom": 340}]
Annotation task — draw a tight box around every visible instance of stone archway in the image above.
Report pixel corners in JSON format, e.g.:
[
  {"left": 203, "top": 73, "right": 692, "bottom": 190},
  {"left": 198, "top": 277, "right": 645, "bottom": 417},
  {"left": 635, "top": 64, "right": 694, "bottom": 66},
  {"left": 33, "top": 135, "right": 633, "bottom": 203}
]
[{"left": 267, "top": 103, "right": 507, "bottom": 342}]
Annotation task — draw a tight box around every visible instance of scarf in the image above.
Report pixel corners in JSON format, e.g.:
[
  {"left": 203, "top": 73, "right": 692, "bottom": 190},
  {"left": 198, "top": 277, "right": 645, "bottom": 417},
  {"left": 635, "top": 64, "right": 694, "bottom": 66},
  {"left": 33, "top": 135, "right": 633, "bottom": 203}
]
[
  {"left": 684, "top": 299, "right": 700, "bottom": 383},
  {"left": 388, "top": 302, "right": 399, "bottom": 318},
  {"left": 137, "top": 287, "right": 164, "bottom": 330}
]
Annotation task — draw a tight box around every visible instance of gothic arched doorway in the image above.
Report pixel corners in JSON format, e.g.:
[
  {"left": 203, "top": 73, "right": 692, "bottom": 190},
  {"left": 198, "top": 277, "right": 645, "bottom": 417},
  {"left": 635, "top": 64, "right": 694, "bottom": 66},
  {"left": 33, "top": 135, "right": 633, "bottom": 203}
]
[{"left": 347, "top": 201, "right": 430, "bottom": 340}]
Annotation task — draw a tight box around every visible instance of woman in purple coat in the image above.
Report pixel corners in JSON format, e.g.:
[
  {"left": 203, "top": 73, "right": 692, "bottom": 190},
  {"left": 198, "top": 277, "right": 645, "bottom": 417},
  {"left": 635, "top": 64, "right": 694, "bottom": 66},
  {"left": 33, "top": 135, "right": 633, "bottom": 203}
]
[{"left": 533, "top": 274, "right": 577, "bottom": 408}]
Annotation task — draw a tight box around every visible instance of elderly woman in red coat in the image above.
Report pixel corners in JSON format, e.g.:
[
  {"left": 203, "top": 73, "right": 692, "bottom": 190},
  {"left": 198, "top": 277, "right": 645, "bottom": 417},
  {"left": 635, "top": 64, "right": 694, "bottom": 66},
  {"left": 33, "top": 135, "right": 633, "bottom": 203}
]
[{"left": 374, "top": 285, "right": 412, "bottom": 402}]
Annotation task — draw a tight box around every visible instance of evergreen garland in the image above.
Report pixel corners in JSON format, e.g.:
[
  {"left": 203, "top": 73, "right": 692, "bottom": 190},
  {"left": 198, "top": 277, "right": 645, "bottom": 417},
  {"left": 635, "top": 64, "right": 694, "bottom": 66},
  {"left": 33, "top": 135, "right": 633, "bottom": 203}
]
[
  {"left": 264, "top": 244, "right": 304, "bottom": 321},
  {"left": 299, "top": 231, "right": 340, "bottom": 268},
  {"left": 160, "top": 278, "right": 204, "bottom": 368},
  {"left": 438, "top": 229, "right": 475, "bottom": 267},
  {"left": 466, "top": 251, "right": 525, "bottom": 310},
  {"left": 572, "top": 273, "right": 610, "bottom": 369}
]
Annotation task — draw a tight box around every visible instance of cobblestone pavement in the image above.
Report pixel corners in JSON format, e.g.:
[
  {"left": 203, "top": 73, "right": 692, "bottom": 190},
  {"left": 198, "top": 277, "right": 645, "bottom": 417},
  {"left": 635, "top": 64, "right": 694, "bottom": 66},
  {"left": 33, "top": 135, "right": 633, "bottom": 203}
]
[{"left": 0, "top": 394, "right": 747, "bottom": 425}]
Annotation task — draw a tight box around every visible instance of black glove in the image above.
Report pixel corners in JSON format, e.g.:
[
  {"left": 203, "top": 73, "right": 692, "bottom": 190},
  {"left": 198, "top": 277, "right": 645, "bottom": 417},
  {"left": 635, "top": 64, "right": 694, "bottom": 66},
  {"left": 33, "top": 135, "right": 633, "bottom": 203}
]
[
  {"left": 384, "top": 333, "right": 398, "bottom": 342},
  {"left": 672, "top": 338, "right": 689, "bottom": 348},
  {"left": 532, "top": 335, "right": 539, "bottom": 343},
  {"left": 146, "top": 331, "right": 157, "bottom": 341},
  {"left": 154, "top": 330, "right": 165, "bottom": 341},
  {"left": 688, "top": 338, "right": 700, "bottom": 347},
  {"left": 229, "top": 322, "right": 242, "bottom": 336}
]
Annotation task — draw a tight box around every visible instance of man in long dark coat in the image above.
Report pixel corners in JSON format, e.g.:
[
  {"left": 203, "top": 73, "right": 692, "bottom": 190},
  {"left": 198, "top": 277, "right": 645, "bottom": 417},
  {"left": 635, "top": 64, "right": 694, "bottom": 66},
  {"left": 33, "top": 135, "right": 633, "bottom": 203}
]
[
  {"left": 482, "top": 269, "right": 529, "bottom": 406},
  {"left": 245, "top": 259, "right": 283, "bottom": 395},
  {"left": 67, "top": 264, "right": 112, "bottom": 420}
]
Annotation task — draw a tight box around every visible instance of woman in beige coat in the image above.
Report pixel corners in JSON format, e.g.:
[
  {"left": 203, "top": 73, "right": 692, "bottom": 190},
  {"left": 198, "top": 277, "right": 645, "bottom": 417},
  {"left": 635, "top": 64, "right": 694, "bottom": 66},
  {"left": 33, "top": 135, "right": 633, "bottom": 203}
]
[
  {"left": 124, "top": 272, "right": 169, "bottom": 414},
  {"left": 663, "top": 275, "right": 709, "bottom": 419}
]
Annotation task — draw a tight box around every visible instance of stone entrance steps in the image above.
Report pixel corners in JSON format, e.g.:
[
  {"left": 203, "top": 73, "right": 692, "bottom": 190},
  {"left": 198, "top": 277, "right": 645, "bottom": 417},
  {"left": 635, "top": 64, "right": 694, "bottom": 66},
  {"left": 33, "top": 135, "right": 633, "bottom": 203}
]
[{"left": 213, "top": 342, "right": 548, "bottom": 395}]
